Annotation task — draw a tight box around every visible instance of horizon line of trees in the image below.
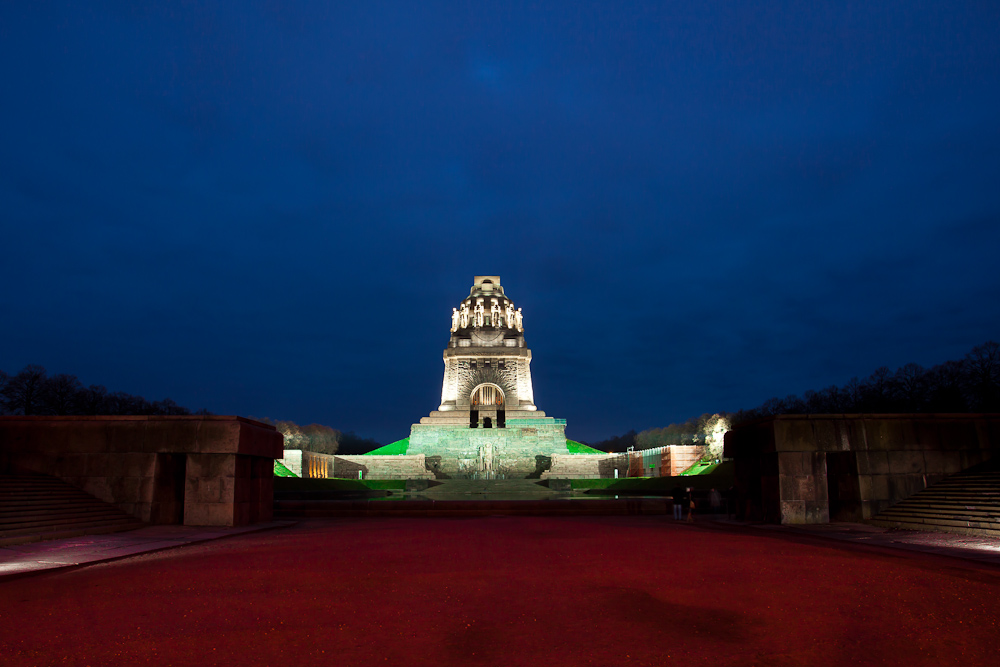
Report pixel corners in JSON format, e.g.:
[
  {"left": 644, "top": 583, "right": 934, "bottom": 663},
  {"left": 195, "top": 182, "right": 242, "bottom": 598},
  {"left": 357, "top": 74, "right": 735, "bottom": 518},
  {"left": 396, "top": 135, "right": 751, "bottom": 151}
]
[
  {"left": 252, "top": 418, "right": 383, "bottom": 456},
  {"left": 589, "top": 340, "right": 999, "bottom": 451},
  {"left": 0, "top": 365, "right": 383, "bottom": 453},
  {"left": 0, "top": 364, "right": 209, "bottom": 417},
  {"left": 733, "top": 340, "right": 1000, "bottom": 424},
  {"left": 589, "top": 413, "right": 728, "bottom": 453}
]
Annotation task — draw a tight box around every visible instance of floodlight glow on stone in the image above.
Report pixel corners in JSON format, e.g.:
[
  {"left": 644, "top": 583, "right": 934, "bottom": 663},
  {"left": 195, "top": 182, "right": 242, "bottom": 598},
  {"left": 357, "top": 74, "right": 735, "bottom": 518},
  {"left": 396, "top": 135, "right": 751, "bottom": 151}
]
[{"left": 405, "top": 275, "right": 574, "bottom": 479}]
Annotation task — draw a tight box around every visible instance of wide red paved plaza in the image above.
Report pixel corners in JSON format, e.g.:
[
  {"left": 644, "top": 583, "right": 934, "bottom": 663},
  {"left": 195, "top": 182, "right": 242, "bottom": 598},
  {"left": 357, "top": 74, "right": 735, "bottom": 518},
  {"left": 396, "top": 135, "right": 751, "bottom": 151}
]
[{"left": 2, "top": 517, "right": 999, "bottom": 666}]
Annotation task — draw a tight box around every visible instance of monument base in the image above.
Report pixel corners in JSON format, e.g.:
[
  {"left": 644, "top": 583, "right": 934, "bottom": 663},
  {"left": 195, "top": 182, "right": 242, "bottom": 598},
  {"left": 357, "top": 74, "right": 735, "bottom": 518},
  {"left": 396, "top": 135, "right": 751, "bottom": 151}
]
[{"left": 409, "top": 416, "right": 569, "bottom": 479}]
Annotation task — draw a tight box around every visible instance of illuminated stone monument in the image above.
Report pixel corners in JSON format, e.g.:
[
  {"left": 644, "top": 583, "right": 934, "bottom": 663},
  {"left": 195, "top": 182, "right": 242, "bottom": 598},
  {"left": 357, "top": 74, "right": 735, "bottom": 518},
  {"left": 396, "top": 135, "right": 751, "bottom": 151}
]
[{"left": 408, "top": 276, "right": 571, "bottom": 478}]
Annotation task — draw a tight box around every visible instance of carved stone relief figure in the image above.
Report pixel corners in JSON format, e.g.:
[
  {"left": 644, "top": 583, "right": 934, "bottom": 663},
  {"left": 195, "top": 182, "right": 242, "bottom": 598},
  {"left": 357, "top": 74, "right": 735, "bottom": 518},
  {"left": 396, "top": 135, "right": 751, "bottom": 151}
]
[
  {"left": 490, "top": 299, "right": 501, "bottom": 327},
  {"left": 479, "top": 439, "right": 497, "bottom": 474},
  {"left": 515, "top": 307, "right": 523, "bottom": 332},
  {"left": 451, "top": 307, "right": 460, "bottom": 332},
  {"left": 460, "top": 303, "right": 470, "bottom": 329},
  {"left": 505, "top": 302, "right": 514, "bottom": 328}
]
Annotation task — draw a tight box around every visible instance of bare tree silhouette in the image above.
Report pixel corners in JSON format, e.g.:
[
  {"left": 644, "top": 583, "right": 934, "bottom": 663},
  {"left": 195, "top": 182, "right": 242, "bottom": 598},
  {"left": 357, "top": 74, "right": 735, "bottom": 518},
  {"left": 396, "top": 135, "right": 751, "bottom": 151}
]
[
  {"left": 0, "top": 365, "right": 206, "bottom": 416},
  {"left": 734, "top": 340, "right": 1000, "bottom": 424},
  {"left": 1, "top": 365, "right": 48, "bottom": 415}
]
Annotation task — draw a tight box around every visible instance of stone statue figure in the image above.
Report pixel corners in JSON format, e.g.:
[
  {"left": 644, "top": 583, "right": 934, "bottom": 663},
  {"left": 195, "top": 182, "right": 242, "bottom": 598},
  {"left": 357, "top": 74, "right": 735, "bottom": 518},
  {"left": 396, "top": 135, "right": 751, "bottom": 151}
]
[
  {"left": 451, "top": 307, "right": 460, "bottom": 332},
  {"left": 515, "top": 308, "right": 523, "bottom": 332},
  {"left": 505, "top": 303, "right": 514, "bottom": 328},
  {"left": 474, "top": 301, "right": 484, "bottom": 328},
  {"left": 490, "top": 300, "right": 501, "bottom": 327},
  {"left": 460, "top": 303, "right": 470, "bottom": 329},
  {"left": 479, "top": 440, "right": 495, "bottom": 474}
]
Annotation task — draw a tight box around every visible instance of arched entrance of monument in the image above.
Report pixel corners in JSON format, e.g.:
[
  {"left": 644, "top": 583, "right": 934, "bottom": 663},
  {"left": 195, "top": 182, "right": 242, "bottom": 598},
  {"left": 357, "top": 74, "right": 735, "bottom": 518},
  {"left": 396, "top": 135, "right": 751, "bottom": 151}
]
[{"left": 470, "top": 383, "right": 505, "bottom": 429}]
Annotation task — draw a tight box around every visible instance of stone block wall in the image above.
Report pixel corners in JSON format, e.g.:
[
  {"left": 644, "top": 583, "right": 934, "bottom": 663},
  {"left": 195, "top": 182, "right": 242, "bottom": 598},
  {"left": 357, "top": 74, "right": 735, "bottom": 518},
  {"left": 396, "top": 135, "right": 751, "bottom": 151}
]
[
  {"left": 302, "top": 451, "right": 335, "bottom": 478},
  {"left": 775, "top": 451, "right": 829, "bottom": 524},
  {"left": 542, "top": 453, "right": 624, "bottom": 479},
  {"left": 0, "top": 416, "right": 283, "bottom": 526},
  {"left": 279, "top": 449, "right": 303, "bottom": 477},
  {"left": 278, "top": 449, "right": 339, "bottom": 479},
  {"left": 183, "top": 453, "right": 274, "bottom": 526},
  {"left": 626, "top": 446, "right": 706, "bottom": 477},
  {"left": 725, "top": 414, "right": 1000, "bottom": 524},
  {"left": 332, "top": 455, "right": 436, "bottom": 480},
  {"left": 665, "top": 446, "right": 707, "bottom": 476},
  {"left": 542, "top": 445, "right": 707, "bottom": 480}
]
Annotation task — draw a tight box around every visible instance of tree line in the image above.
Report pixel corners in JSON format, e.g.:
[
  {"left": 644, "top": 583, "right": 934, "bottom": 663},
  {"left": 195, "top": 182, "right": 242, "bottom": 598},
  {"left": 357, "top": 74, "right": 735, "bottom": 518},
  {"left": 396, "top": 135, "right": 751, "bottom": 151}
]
[
  {"left": 589, "top": 340, "right": 999, "bottom": 450},
  {"left": 0, "top": 364, "right": 208, "bottom": 416},
  {"left": 252, "top": 418, "right": 383, "bottom": 456},
  {"left": 732, "top": 340, "right": 1000, "bottom": 424},
  {"left": 253, "top": 419, "right": 341, "bottom": 455},
  {"left": 0, "top": 365, "right": 383, "bottom": 453},
  {"left": 590, "top": 413, "right": 728, "bottom": 453}
]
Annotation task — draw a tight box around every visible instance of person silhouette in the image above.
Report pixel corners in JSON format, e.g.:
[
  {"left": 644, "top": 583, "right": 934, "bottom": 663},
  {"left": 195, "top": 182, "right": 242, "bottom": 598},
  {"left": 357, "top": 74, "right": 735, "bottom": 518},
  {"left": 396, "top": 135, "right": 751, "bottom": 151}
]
[{"left": 671, "top": 485, "right": 684, "bottom": 520}]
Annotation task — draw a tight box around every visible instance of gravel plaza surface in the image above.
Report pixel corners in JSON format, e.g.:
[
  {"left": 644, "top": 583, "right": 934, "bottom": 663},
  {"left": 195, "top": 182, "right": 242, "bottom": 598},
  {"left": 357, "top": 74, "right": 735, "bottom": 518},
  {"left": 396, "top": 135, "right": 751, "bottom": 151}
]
[{"left": 1, "top": 516, "right": 999, "bottom": 666}]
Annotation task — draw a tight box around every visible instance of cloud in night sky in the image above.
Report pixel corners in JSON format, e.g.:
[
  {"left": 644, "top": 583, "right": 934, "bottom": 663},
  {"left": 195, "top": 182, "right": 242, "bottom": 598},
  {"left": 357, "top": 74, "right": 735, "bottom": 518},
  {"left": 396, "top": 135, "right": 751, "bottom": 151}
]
[{"left": 2, "top": 1, "right": 999, "bottom": 443}]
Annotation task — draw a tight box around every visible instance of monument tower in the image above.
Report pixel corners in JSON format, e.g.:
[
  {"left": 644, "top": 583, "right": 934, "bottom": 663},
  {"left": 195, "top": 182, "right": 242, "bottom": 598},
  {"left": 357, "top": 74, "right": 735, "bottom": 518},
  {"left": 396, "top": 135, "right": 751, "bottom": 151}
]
[
  {"left": 408, "top": 276, "right": 570, "bottom": 478},
  {"left": 438, "top": 275, "right": 535, "bottom": 424}
]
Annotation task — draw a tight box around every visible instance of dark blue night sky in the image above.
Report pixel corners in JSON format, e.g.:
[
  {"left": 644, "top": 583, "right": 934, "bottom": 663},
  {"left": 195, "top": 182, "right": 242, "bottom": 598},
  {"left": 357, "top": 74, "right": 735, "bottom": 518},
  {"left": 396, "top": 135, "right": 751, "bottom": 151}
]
[{"left": 2, "top": 2, "right": 998, "bottom": 444}]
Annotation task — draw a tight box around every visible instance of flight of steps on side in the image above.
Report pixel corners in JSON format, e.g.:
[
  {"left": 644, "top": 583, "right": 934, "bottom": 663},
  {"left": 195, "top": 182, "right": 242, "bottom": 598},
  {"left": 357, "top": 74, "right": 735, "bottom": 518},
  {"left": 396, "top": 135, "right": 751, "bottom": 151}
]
[
  {"left": 0, "top": 474, "right": 144, "bottom": 546},
  {"left": 869, "top": 465, "right": 1000, "bottom": 538},
  {"left": 420, "top": 478, "right": 557, "bottom": 499},
  {"left": 273, "top": 477, "right": 672, "bottom": 517}
]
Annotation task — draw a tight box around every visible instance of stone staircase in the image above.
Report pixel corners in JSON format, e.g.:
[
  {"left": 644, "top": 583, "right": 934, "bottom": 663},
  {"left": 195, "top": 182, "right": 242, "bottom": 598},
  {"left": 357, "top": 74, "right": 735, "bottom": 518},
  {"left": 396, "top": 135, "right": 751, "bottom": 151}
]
[
  {"left": 420, "top": 478, "right": 558, "bottom": 499},
  {"left": 869, "top": 462, "right": 1000, "bottom": 538},
  {"left": 0, "top": 474, "right": 144, "bottom": 546},
  {"left": 273, "top": 477, "right": 672, "bottom": 518}
]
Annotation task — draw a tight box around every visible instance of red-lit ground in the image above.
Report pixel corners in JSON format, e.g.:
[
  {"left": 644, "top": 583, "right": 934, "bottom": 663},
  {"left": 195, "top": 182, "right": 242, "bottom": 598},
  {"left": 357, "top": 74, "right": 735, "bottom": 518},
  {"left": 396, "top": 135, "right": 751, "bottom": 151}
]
[{"left": 2, "top": 517, "right": 999, "bottom": 666}]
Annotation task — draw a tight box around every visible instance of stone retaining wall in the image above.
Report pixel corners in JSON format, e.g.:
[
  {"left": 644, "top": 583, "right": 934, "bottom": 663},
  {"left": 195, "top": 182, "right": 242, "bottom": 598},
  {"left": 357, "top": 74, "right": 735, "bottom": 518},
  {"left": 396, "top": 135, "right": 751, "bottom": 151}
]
[
  {"left": 332, "top": 455, "right": 436, "bottom": 480},
  {"left": 542, "top": 446, "right": 707, "bottom": 479},
  {"left": 279, "top": 449, "right": 303, "bottom": 477},
  {"left": 278, "top": 449, "right": 339, "bottom": 478},
  {"left": 0, "top": 416, "right": 283, "bottom": 526},
  {"left": 542, "top": 453, "right": 623, "bottom": 479},
  {"left": 725, "top": 413, "right": 1000, "bottom": 524},
  {"left": 665, "top": 446, "right": 707, "bottom": 476}
]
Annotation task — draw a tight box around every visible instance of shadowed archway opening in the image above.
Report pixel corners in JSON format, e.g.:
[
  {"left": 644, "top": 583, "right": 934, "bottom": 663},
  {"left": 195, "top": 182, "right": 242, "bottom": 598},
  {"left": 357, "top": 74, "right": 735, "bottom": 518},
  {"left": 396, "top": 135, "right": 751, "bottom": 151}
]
[{"left": 470, "top": 383, "right": 505, "bottom": 428}]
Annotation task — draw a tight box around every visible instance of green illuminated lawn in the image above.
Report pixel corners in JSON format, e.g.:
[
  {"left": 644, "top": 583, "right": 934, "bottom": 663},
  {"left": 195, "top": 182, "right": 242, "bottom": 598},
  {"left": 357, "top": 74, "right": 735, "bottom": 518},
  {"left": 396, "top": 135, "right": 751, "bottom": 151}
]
[
  {"left": 274, "top": 460, "right": 298, "bottom": 477},
  {"left": 566, "top": 439, "right": 606, "bottom": 454},
  {"left": 679, "top": 460, "right": 721, "bottom": 476},
  {"left": 365, "top": 438, "right": 409, "bottom": 455}
]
